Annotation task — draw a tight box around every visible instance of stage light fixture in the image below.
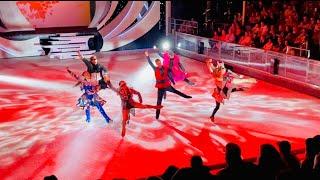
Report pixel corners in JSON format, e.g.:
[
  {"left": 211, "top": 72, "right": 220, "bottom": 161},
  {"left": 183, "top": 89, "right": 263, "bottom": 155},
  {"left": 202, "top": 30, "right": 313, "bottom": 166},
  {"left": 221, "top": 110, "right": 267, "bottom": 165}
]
[{"left": 162, "top": 41, "right": 170, "bottom": 51}]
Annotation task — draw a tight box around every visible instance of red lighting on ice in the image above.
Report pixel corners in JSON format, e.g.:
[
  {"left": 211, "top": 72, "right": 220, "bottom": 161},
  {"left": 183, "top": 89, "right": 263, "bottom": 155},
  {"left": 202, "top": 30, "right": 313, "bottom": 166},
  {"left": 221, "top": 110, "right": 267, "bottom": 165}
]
[{"left": 0, "top": 53, "right": 319, "bottom": 179}]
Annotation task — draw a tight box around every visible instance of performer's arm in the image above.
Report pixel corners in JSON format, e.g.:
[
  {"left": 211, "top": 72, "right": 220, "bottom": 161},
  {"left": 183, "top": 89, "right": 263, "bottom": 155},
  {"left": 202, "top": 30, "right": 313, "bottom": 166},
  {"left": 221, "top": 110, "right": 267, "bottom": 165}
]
[
  {"left": 178, "top": 62, "right": 186, "bottom": 72},
  {"left": 227, "top": 70, "right": 241, "bottom": 78},
  {"left": 66, "top": 67, "right": 80, "bottom": 80},
  {"left": 205, "top": 59, "right": 215, "bottom": 73},
  {"left": 77, "top": 50, "right": 84, "bottom": 60},
  {"left": 221, "top": 79, "right": 227, "bottom": 89},
  {"left": 157, "top": 50, "right": 164, "bottom": 58},
  {"left": 77, "top": 50, "right": 92, "bottom": 68},
  {"left": 109, "top": 83, "right": 118, "bottom": 93},
  {"left": 100, "top": 65, "right": 111, "bottom": 82},
  {"left": 131, "top": 88, "right": 143, "bottom": 103},
  {"left": 101, "top": 65, "right": 108, "bottom": 74},
  {"left": 145, "top": 51, "right": 156, "bottom": 70},
  {"left": 169, "top": 55, "right": 174, "bottom": 70},
  {"left": 168, "top": 71, "right": 175, "bottom": 85},
  {"left": 166, "top": 55, "right": 176, "bottom": 84}
]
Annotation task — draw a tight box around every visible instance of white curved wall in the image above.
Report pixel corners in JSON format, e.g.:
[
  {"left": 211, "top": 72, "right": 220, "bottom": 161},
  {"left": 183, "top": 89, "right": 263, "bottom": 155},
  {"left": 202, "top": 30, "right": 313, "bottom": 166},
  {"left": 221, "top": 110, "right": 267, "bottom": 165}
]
[
  {"left": 0, "top": 1, "right": 34, "bottom": 31},
  {"left": 96, "top": 1, "right": 118, "bottom": 30},
  {"left": 101, "top": 1, "right": 160, "bottom": 51},
  {"left": 102, "top": 1, "right": 145, "bottom": 40},
  {"left": 99, "top": 1, "right": 134, "bottom": 37},
  {"left": 0, "top": 36, "right": 44, "bottom": 58},
  {"left": 0, "top": 1, "right": 161, "bottom": 58},
  {"left": 88, "top": 1, "right": 111, "bottom": 28}
]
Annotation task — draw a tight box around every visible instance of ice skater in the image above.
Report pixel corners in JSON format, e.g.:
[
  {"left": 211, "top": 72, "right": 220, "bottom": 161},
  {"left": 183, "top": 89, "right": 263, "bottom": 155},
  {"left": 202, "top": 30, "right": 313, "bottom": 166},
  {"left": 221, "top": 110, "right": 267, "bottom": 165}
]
[
  {"left": 111, "top": 80, "right": 163, "bottom": 137},
  {"left": 145, "top": 51, "right": 192, "bottom": 119},
  {"left": 76, "top": 50, "right": 113, "bottom": 90},
  {"left": 205, "top": 59, "right": 244, "bottom": 122},
  {"left": 67, "top": 67, "right": 112, "bottom": 124},
  {"left": 162, "top": 50, "right": 195, "bottom": 86}
]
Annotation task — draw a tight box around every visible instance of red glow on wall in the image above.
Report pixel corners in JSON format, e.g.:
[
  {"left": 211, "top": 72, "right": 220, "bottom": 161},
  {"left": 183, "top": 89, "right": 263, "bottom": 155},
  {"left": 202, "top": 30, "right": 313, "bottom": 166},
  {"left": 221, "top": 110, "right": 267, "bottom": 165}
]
[
  {"left": 17, "top": 1, "right": 59, "bottom": 21},
  {"left": 15, "top": 1, "right": 90, "bottom": 28}
]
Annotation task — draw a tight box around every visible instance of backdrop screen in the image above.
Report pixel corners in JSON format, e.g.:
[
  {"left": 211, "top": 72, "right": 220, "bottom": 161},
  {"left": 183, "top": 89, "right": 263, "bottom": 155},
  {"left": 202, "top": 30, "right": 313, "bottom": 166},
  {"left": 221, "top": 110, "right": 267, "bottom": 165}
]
[{"left": 16, "top": 1, "right": 90, "bottom": 28}]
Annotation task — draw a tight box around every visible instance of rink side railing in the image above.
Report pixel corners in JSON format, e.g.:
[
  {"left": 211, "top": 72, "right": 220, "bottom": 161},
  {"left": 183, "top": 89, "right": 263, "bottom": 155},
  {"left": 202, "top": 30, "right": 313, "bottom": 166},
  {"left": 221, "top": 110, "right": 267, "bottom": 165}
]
[
  {"left": 173, "top": 32, "right": 320, "bottom": 88},
  {"left": 169, "top": 18, "right": 198, "bottom": 35}
]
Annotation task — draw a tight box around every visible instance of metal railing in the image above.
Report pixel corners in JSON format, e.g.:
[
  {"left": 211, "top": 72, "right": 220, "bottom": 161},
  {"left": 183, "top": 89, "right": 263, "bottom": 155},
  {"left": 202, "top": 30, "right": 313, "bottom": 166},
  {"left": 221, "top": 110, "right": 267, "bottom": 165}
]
[
  {"left": 169, "top": 18, "right": 198, "bottom": 35},
  {"left": 210, "top": 22, "right": 230, "bottom": 32},
  {"left": 286, "top": 45, "right": 310, "bottom": 58},
  {"left": 173, "top": 32, "right": 320, "bottom": 87}
]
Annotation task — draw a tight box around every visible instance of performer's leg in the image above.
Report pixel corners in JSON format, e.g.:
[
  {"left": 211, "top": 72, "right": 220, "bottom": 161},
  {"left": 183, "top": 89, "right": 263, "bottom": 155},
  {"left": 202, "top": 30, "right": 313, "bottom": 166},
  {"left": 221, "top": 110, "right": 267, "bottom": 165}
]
[
  {"left": 95, "top": 94, "right": 106, "bottom": 103},
  {"left": 225, "top": 87, "right": 245, "bottom": 99},
  {"left": 223, "top": 86, "right": 229, "bottom": 96},
  {"left": 156, "top": 89, "right": 165, "bottom": 119},
  {"left": 98, "top": 78, "right": 114, "bottom": 90},
  {"left": 85, "top": 106, "right": 91, "bottom": 123},
  {"left": 95, "top": 103, "right": 111, "bottom": 123},
  {"left": 106, "top": 80, "right": 114, "bottom": 89},
  {"left": 231, "top": 87, "right": 244, "bottom": 92},
  {"left": 222, "top": 86, "right": 231, "bottom": 99},
  {"left": 121, "top": 109, "right": 129, "bottom": 137},
  {"left": 210, "top": 101, "right": 220, "bottom": 122},
  {"left": 167, "top": 86, "right": 192, "bottom": 99},
  {"left": 133, "top": 102, "right": 163, "bottom": 109},
  {"left": 184, "top": 78, "right": 195, "bottom": 86},
  {"left": 98, "top": 79, "right": 108, "bottom": 89}
]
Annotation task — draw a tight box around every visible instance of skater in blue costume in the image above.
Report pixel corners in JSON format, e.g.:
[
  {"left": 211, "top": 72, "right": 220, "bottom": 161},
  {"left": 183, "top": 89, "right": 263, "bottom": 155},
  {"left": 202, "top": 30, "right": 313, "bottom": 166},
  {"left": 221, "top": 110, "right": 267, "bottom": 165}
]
[{"left": 67, "top": 67, "right": 112, "bottom": 123}]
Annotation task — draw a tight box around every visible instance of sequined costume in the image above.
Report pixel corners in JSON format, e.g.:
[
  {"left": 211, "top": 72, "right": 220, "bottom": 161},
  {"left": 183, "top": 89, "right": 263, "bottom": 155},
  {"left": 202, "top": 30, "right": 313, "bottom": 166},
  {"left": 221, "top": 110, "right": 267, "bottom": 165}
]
[
  {"left": 162, "top": 51, "right": 195, "bottom": 85},
  {"left": 206, "top": 60, "right": 243, "bottom": 122},
  {"left": 67, "top": 68, "right": 111, "bottom": 123}
]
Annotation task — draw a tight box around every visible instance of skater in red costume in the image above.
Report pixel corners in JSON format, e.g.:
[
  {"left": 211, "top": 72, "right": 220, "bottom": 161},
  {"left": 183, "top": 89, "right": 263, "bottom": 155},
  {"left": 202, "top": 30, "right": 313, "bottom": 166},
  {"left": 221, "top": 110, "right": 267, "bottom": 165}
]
[
  {"left": 111, "top": 80, "right": 162, "bottom": 137},
  {"left": 206, "top": 59, "right": 244, "bottom": 122}
]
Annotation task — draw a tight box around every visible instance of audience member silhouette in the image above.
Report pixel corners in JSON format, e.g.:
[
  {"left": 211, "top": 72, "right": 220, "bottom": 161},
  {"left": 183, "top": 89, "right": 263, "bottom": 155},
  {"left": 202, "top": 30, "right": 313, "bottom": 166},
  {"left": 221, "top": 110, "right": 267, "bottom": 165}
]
[
  {"left": 278, "top": 141, "right": 300, "bottom": 171},
  {"left": 217, "top": 143, "right": 261, "bottom": 180},
  {"left": 313, "top": 135, "right": 320, "bottom": 155},
  {"left": 148, "top": 135, "right": 320, "bottom": 180},
  {"left": 44, "top": 175, "right": 58, "bottom": 180},
  {"left": 160, "top": 165, "right": 178, "bottom": 180},
  {"left": 301, "top": 138, "right": 317, "bottom": 174},
  {"left": 258, "top": 144, "right": 286, "bottom": 180},
  {"left": 172, "top": 155, "right": 215, "bottom": 180},
  {"left": 277, "top": 141, "right": 302, "bottom": 180},
  {"left": 313, "top": 152, "right": 320, "bottom": 179},
  {"left": 146, "top": 176, "right": 162, "bottom": 180}
]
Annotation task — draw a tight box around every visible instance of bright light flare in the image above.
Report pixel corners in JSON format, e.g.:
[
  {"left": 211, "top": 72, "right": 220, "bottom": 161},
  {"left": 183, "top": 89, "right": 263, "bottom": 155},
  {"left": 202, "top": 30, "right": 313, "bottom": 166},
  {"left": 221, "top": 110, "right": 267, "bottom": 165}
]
[{"left": 162, "top": 41, "right": 170, "bottom": 51}]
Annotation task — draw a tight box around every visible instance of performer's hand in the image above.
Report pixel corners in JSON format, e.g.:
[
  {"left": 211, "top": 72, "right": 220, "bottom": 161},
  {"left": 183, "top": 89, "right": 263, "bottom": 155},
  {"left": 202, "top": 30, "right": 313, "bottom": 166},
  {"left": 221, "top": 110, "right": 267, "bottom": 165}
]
[
  {"left": 104, "top": 75, "right": 110, "bottom": 81},
  {"left": 77, "top": 50, "right": 83, "bottom": 60},
  {"left": 66, "top": 67, "right": 71, "bottom": 73},
  {"left": 138, "top": 94, "right": 143, "bottom": 103},
  {"left": 94, "top": 86, "right": 99, "bottom": 92},
  {"left": 172, "top": 78, "right": 176, "bottom": 85},
  {"left": 144, "top": 51, "right": 149, "bottom": 57}
]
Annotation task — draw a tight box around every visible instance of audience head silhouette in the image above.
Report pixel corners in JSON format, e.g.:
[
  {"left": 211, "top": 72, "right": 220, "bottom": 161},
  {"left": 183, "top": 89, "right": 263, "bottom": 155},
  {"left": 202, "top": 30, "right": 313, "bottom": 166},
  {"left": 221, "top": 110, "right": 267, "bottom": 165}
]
[
  {"left": 44, "top": 175, "right": 58, "bottom": 180},
  {"left": 278, "top": 140, "right": 291, "bottom": 155},
  {"left": 225, "top": 143, "right": 242, "bottom": 166},
  {"left": 191, "top": 155, "right": 203, "bottom": 168}
]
